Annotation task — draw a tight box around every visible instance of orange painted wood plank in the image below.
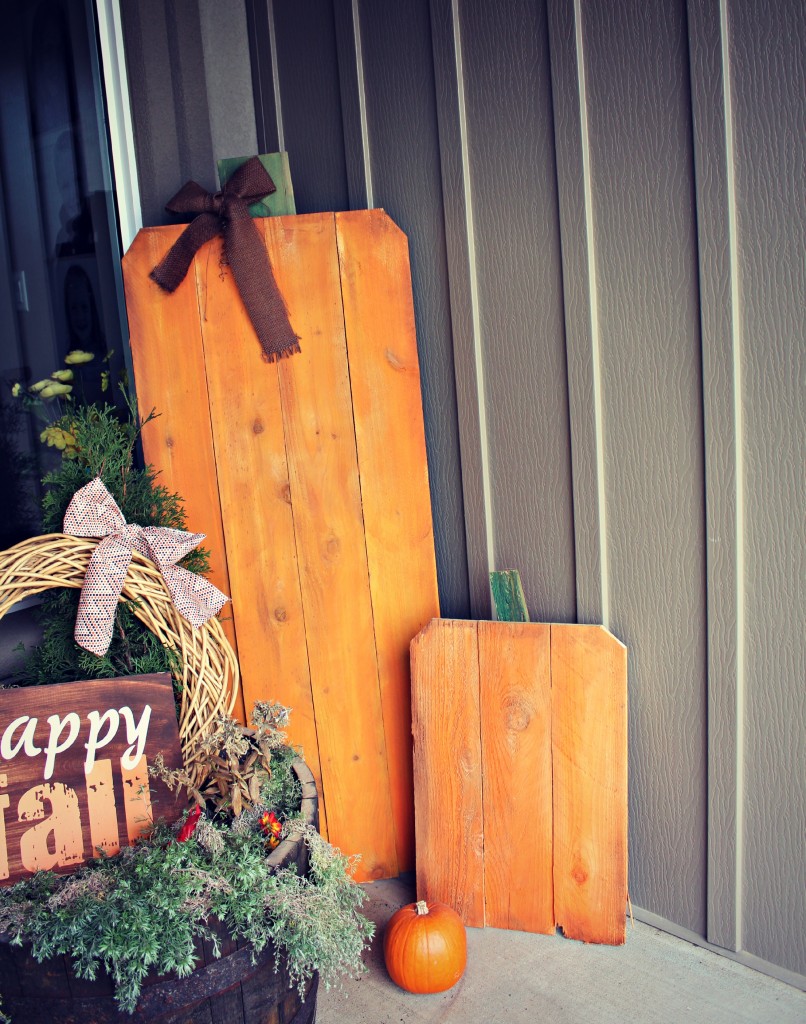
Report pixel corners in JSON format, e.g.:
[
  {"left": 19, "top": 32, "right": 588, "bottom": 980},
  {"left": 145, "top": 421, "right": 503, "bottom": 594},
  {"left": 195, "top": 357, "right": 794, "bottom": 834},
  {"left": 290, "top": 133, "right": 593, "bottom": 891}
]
[
  {"left": 122, "top": 230, "right": 242, "bottom": 721},
  {"left": 551, "top": 624, "right": 628, "bottom": 944},
  {"left": 192, "top": 228, "right": 326, "bottom": 839},
  {"left": 275, "top": 213, "right": 397, "bottom": 881},
  {"left": 335, "top": 210, "right": 440, "bottom": 874},
  {"left": 411, "top": 619, "right": 485, "bottom": 926},
  {"left": 478, "top": 621, "right": 554, "bottom": 933}
]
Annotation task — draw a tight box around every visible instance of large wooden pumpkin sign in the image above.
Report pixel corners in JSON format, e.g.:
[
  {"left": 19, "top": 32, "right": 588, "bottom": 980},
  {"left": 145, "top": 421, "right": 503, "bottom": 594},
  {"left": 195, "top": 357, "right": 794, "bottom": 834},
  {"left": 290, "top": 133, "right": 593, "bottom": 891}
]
[{"left": 0, "top": 673, "right": 183, "bottom": 884}]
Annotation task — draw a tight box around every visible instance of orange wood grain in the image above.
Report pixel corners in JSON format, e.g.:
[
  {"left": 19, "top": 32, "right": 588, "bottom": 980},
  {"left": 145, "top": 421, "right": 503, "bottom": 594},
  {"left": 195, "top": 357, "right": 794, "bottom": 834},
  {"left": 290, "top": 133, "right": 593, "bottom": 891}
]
[
  {"left": 335, "top": 210, "right": 440, "bottom": 874},
  {"left": 85, "top": 759, "right": 120, "bottom": 856},
  {"left": 122, "top": 231, "right": 243, "bottom": 722},
  {"left": 411, "top": 619, "right": 485, "bottom": 926},
  {"left": 121, "top": 755, "right": 152, "bottom": 843},
  {"left": 478, "top": 621, "right": 554, "bottom": 933},
  {"left": 551, "top": 624, "right": 628, "bottom": 944},
  {"left": 192, "top": 227, "right": 327, "bottom": 839},
  {"left": 274, "top": 213, "right": 397, "bottom": 881}
]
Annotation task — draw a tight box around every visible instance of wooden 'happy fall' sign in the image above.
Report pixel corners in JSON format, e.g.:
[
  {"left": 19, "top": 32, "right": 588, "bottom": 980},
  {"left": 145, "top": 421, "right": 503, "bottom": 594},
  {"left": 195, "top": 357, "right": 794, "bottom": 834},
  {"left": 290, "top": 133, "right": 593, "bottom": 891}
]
[{"left": 0, "top": 673, "right": 183, "bottom": 884}]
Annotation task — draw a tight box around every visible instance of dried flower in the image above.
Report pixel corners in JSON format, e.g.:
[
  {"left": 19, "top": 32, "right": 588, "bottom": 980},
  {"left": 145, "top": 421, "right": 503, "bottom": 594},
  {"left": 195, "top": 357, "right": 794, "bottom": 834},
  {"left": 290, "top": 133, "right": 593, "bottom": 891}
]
[
  {"left": 64, "top": 349, "right": 94, "bottom": 365},
  {"left": 252, "top": 700, "right": 291, "bottom": 732},
  {"left": 46, "top": 871, "right": 114, "bottom": 910},
  {"left": 193, "top": 817, "right": 226, "bottom": 857},
  {"left": 259, "top": 810, "right": 282, "bottom": 849},
  {"left": 200, "top": 714, "right": 251, "bottom": 761}
]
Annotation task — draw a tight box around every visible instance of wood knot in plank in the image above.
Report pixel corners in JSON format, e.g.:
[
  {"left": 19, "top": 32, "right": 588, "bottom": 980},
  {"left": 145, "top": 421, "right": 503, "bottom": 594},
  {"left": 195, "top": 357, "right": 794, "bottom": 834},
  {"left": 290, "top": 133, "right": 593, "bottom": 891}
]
[
  {"left": 459, "top": 748, "right": 477, "bottom": 777},
  {"left": 571, "top": 859, "right": 588, "bottom": 886},
  {"left": 504, "top": 695, "right": 532, "bottom": 733},
  {"left": 253, "top": 418, "right": 265, "bottom": 434},
  {"left": 385, "top": 348, "right": 405, "bottom": 371}
]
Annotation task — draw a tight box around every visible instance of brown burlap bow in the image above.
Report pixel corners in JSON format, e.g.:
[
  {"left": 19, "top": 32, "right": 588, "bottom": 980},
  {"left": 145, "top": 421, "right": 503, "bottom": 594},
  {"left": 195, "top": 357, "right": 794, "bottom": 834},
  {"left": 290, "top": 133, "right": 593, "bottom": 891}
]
[
  {"left": 63, "top": 477, "right": 229, "bottom": 656},
  {"left": 150, "top": 156, "right": 300, "bottom": 363}
]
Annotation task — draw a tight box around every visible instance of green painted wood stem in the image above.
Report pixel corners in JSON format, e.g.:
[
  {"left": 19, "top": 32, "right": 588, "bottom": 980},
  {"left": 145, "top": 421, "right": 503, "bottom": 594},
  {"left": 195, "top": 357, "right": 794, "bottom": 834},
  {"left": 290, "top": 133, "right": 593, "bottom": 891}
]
[
  {"left": 217, "top": 152, "right": 296, "bottom": 217},
  {"left": 489, "top": 569, "right": 529, "bottom": 622}
]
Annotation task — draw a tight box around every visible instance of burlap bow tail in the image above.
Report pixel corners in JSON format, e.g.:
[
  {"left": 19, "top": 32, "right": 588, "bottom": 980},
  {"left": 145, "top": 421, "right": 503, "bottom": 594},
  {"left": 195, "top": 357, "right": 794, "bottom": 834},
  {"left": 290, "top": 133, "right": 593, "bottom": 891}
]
[
  {"left": 150, "top": 156, "right": 300, "bottom": 363},
  {"left": 64, "top": 477, "right": 229, "bottom": 656}
]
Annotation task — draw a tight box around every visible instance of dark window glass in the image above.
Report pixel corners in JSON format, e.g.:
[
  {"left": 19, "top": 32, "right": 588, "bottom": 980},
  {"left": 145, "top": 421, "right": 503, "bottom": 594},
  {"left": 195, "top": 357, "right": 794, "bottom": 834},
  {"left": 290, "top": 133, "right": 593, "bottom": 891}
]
[{"left": 0, "top": 0, "right": 129, "bottom": 547}]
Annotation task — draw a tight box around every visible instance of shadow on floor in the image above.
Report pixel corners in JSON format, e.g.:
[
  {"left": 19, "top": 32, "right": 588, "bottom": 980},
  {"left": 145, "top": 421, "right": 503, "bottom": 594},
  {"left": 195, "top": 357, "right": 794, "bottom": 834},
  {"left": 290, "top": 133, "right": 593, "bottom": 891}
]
[{"left": 317, "top": 875, "right": 805, "bottom": 1024}]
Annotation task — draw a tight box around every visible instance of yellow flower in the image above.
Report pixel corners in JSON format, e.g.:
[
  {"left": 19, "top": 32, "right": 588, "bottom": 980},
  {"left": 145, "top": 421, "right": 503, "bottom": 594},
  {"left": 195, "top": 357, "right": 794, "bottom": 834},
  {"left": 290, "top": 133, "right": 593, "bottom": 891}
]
[
  {"left": 100, "top": 370, "right": 110, "bottom": 392},
  {"left": 39, "top": 383, "right": 73, "bottom": 399},
  {"left": 50, "top": 368, "right": 74, "bottom": 382},
  {"left": 30, "top": 379, "right": 53, "bottom": 393},
  {"left": 64, "top": 350, "right": 94, "bottom": 365},
  {"left": 40, "top": 426, "right": 77, "bottom": 451},
  {"left": 11, "top": 383, "right": 21, "bottom": 397}
]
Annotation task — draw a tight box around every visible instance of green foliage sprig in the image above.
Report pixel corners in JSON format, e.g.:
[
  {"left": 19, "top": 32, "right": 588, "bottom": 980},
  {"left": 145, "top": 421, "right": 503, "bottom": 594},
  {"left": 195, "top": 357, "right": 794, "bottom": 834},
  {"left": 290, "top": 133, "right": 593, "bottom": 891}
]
[
  {"left": 0, "top": 708, "right": 373, "bottom": 1015},
  {"left": 12, "top": 366, "right": 210, "bottom": 687},
  {"left": 0, "top": 817, "right": 373, "bottom": 1014}
]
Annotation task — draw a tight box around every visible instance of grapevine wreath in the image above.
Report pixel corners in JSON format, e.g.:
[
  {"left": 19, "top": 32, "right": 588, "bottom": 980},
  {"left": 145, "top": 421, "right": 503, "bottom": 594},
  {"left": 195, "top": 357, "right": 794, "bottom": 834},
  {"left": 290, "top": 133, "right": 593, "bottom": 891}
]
[{"left": 0, "top": 532, "right": 239, "bottom": 782}]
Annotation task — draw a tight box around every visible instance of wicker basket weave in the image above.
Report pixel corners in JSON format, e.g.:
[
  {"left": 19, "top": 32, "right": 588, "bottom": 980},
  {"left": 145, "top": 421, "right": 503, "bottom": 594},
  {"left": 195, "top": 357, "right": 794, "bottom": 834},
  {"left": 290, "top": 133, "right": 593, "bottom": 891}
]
[{"left": 0, "top": 533, "right": 239, "bottom": 779}]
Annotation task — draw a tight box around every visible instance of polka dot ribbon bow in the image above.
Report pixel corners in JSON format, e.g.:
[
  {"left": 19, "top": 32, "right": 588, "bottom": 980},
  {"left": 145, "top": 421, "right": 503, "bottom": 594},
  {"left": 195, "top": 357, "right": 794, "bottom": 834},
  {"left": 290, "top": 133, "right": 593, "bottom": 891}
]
[{"left": 63, "top": 476, "right": 229, "bottom": 656}]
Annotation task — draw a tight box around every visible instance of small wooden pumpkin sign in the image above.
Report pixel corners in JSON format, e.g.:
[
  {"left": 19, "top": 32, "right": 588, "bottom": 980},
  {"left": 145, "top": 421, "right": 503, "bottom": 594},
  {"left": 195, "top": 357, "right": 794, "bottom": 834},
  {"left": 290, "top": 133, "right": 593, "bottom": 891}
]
[
  {"left": 0, "top": 673, "right": 183, "bottom": 884},
  {"left": 383, "top": 900, "right": 467, "bottom": 994}
]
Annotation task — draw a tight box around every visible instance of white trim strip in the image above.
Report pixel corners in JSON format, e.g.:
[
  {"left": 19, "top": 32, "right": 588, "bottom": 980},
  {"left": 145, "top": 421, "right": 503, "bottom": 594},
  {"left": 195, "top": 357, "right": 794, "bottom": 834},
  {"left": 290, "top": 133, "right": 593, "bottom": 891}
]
[
  {"left": 452, "top": 0, "right": 495, "bottom": 590},
  {"left": 267, "top": 0, "right": 285, "bottom": 151},
  {"left": 720, "top": 0, "right": 745, "bottom": 954},
  {"left": 574, "top": 0, "right": 608, "bottom": 629},
  {"left": 95, "top": 0, "right": 142, "bottom": 251},
  {"left": 352, "top": 0, "right": 374, "bottom": 208}
]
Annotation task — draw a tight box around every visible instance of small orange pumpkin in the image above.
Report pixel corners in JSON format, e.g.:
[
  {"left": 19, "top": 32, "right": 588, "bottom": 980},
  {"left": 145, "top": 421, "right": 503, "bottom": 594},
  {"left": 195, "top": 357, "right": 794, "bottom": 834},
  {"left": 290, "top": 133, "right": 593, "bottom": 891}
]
[{"left": 383, "top": 899, "right": 467, "bottom": 994}]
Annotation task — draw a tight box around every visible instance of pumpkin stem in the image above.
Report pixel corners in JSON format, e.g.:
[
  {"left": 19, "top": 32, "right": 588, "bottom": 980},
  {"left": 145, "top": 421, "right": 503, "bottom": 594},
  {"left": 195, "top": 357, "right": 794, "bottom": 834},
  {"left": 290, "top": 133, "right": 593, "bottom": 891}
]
[{"left": 415, "top": 900, "right": 429, "bottom": 916}]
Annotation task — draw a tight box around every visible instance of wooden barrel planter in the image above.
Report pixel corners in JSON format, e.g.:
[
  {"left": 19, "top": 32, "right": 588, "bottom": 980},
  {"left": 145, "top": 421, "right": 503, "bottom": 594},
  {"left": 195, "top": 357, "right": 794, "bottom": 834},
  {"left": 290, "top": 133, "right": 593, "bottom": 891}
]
[{"left": 0, "top": 758, "right": 320, "bottom": 1023}]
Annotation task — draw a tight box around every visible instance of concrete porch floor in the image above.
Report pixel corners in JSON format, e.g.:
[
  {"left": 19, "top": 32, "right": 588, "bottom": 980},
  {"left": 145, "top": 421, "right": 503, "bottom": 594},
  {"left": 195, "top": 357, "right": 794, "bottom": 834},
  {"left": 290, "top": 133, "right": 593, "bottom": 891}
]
[{"left": 317, "top": 876, "right": 805, "bottom": 1024}]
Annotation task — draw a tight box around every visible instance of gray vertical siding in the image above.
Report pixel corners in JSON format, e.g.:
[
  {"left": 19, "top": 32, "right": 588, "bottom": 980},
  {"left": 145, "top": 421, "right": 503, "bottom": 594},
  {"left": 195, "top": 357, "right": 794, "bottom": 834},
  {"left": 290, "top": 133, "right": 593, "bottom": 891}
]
[
  {"left": 687, "top": 0, "right": 742, "bottom": 953},
  {"left": 546, "top": 0, "right": 605, "bottom": 628},
  {"left": 728, "top": 0, "right": 805, "bottom": 977},
  {"left": 269, "top": 0, "right": 351, "bottom": 212},
  {"left": 580, "top": 0, "right": 709, "bottom": 937},
  {"left": 354, "top": 0, "right": 472, "bottom": 620},
  {"left": 121, "top": 0, "right": 806, "bottom": 986},
  {"left": 429, "top": 0, "right": 493, "bottom": 616},
  {"left": 121, "top": 0, "right": 257, "bottom": 222},
  {"left": 199, "top": 0, "right": 259, "bottom": 166},
  {"left": 458, "top": 0, "right": 576, "bottom": 624}
]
